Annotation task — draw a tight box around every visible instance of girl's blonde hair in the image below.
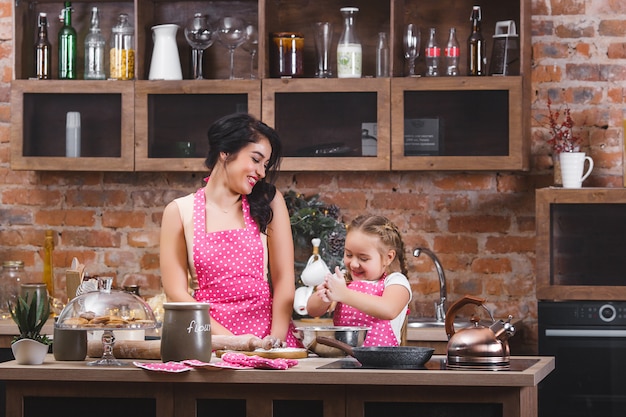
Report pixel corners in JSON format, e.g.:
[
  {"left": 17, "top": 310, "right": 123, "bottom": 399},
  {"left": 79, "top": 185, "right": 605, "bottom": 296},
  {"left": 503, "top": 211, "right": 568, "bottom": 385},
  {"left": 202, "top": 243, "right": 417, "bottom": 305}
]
[{"left": 345, "top": 215, "right": 408, "bottom": 279}]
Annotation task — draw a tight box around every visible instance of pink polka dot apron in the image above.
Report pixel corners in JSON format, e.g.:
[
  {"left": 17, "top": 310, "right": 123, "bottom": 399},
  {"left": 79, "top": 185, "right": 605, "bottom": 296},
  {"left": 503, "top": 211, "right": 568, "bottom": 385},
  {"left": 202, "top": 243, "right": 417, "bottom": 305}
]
[
  {"left": 333, "top": 277, "right": 399, "bottom": 347},
  {"left": 192, "top": 188, "right": 299, "bottom": 347}
]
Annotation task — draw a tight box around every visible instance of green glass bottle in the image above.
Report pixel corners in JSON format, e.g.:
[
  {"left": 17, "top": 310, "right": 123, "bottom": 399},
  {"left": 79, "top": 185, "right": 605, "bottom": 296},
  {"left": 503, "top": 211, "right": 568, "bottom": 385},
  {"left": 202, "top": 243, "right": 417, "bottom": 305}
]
[{"left": 58, "top": 1, "right": 77, "bottom": 79}]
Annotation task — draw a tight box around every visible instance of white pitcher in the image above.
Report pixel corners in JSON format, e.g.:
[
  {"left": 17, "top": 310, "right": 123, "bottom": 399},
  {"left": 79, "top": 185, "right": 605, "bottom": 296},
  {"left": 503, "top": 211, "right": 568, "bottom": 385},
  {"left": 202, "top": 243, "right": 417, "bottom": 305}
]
[{"left": 149, "top": 24, "right": 183, "bottom": 80}]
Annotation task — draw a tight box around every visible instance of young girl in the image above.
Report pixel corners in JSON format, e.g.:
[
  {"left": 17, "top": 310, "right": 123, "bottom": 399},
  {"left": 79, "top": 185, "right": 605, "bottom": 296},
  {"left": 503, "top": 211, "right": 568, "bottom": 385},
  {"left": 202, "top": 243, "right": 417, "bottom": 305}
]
[{"left": 306, "top": 215, "right": 412, "bottom": 347}]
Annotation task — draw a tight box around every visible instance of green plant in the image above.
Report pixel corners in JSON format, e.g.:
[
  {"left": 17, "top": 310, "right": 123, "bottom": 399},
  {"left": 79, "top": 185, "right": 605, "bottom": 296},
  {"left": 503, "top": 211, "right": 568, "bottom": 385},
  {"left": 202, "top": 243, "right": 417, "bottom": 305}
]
[
  {"left": 284, "top": 191, "right": 346, "bottom": 275},
  {"left": 9, "top": 294, "right": 51, "bottom": 345}
]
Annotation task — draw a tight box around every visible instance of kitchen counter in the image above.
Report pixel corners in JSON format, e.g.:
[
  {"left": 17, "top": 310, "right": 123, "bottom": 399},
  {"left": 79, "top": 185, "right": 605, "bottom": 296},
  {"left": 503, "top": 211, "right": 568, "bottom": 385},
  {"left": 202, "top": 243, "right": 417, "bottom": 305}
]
[
  {"left": 0, "top": 354, "right": 554, "bottom": 417},
  {"left": 0, "top": 319, "right": 55, "bottom": 348}
]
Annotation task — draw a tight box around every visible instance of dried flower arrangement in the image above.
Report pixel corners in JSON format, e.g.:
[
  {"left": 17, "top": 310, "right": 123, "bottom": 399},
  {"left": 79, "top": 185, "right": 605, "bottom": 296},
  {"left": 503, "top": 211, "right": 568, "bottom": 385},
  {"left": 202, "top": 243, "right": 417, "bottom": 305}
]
[{"left": 546, "top": 98, "right": 581, "bottom": 154}]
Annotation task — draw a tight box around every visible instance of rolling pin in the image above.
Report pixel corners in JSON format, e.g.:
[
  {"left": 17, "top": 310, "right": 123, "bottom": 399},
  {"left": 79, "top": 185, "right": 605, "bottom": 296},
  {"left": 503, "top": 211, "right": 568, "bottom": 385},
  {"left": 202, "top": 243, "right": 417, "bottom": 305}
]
[
  {"left": 88, "top": 340, "right": 161, "bottom": 359},
  {"left": 87, "top": 335, "right": 272, "bottom": 360}
]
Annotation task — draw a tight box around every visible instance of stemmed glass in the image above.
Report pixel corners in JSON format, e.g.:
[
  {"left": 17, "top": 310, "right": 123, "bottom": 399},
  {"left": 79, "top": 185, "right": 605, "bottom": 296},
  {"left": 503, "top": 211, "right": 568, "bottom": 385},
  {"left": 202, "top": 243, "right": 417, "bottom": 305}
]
[
  {"left": 241, "top": 24, "right": 259, "bottom": 79},
  {"left": 216, "top": 16, "right": 247, "bottom": 80},
  {"left": 403, "top": 23, "right": 420, "bottom": 77},
  {"left": 184, "top": 13, "right": 214, "bottom": 80}
]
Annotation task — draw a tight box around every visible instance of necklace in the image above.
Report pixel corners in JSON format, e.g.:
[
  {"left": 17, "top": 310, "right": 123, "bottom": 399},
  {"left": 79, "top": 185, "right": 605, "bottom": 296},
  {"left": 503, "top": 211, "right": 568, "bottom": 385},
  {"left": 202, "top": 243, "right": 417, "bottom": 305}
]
[{"left": 206, "top": 198, "right": 240, "bottom": 214}]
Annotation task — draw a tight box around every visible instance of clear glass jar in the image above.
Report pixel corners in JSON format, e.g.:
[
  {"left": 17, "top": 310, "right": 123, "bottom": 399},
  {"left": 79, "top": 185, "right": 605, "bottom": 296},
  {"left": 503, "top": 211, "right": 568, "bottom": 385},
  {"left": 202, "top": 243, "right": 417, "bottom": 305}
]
[
  {"left": 337, "top": 7, "right": 362, "bottom": 78},
  {"left": 109, "top": 13, "right": 135, "bottom": 80},
  {"left": 1, "top": 261, "right": 26, "bottom": 319},
  {"left": 270, "top": 32, "right": 304, "bottom": 78}
]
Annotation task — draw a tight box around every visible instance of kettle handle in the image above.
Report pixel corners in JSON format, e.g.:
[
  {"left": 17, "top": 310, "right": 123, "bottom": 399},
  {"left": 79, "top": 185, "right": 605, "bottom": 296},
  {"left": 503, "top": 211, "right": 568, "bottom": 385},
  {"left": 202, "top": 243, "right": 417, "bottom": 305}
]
[{"left": 444, "top": 295, "right": 486, "bottom": 339}]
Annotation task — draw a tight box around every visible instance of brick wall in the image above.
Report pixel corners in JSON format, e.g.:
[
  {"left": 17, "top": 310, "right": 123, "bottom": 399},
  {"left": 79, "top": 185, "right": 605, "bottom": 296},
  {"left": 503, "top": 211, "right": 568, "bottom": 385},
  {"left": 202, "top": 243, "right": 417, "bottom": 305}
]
[{"left": 1, "top": 0, "right": 625, "bottom": 353}]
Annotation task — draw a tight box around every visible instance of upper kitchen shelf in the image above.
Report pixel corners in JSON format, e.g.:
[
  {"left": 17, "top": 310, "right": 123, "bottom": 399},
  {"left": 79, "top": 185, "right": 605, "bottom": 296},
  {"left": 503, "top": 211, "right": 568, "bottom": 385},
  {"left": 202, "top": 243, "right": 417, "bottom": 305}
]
[{"left": 10, "top": 0, "right": 530, "bottom": 172}]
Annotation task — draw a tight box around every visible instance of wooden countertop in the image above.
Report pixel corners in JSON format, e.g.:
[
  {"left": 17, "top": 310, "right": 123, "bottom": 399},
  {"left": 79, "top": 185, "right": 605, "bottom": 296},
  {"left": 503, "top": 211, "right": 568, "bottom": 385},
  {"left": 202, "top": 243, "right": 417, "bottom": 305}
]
[{"left": 0, "top": 354, "right": 554, "bottom": 387}]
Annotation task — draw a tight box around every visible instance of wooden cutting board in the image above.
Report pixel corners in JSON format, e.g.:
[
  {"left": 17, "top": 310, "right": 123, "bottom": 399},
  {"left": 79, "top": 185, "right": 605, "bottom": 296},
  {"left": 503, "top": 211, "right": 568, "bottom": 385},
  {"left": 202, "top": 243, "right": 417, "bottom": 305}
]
[{"left": 215, "top": 348, "right": 309, "bottom": 359}]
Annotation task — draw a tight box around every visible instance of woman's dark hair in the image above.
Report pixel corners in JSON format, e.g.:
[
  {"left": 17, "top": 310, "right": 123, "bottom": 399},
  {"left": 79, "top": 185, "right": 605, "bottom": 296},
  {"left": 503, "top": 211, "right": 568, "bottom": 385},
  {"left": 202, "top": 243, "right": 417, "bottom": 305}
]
[{"left": 205, "top": 113, "right": 283, "bottom": 233}]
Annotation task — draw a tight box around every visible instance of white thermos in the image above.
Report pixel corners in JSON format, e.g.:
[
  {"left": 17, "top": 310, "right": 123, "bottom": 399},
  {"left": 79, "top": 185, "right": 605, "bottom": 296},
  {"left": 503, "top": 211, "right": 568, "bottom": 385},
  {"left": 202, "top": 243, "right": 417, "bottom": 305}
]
[{"left": 66, "top": 111, "right": 81, "bottom": 157}]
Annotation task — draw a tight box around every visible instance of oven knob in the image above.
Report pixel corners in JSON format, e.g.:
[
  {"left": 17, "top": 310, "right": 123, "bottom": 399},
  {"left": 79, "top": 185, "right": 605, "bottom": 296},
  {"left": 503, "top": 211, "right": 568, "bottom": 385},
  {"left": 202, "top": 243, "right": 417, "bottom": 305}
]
[{"left": 599, "top": 304, "right": 616, "bottom": 322}]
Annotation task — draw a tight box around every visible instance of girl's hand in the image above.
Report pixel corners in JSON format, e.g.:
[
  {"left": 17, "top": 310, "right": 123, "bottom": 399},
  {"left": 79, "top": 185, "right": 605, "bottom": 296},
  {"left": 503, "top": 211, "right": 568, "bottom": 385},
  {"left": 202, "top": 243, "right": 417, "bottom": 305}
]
[
  {"left": 325, "top": 267, "right": 348, "bottom": 302},
  {"left": 314, "top": 281, "right": 330, "bottom": 303}
]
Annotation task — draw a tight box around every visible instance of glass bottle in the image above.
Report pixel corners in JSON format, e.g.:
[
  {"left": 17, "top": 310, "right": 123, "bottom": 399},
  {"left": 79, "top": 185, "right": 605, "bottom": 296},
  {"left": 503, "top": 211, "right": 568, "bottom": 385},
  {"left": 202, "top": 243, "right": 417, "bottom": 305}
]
[
  {"left": 34, "top": 13, "right": 51, "bottom": 80},
  {"left": 337, "top": 7, "right": 362, "bottom": 78},
  {"left": 467, "top": 5, "right": 486, "bottom": 76},
  {"left": 43, "top": 230, "right": 55, "bottom": 298},
  {"left": 376, "top": 32, "right": 390, "bottom": 78},
  {"left": 425, "top": 27, "right": 440, "bottom": 77},
  {"left": 58, "top": 1, "right": 77, "bottom": 80},
  {"left": 445, "top": 28, "right": 460, "bottom": 76},
  {"left": 110, "top": 13, "right": 135, "bottom": 80},
  {"left": 0, "top": 261, "right": 26, "bottom": 319},
  {"left": 84, "top": 7, "right": 106, "bottom": 80}
]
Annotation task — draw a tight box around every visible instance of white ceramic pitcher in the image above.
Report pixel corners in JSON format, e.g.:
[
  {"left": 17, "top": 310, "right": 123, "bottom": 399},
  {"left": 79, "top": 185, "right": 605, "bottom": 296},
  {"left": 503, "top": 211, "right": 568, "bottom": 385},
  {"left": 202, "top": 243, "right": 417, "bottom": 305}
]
[{"left": 149, "top": 24, "right": 183, "bottom": 80}]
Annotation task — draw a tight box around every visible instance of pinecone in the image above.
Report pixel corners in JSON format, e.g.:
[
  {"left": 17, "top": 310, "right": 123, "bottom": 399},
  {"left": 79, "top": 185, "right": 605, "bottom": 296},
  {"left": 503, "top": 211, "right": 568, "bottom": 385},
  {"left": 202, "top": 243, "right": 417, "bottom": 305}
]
[
  {"left": 326, "top": 230, "right": 345, "bottom": 258},
  {"left": 324, "top": 204, "right": 341, "bottom": 220}
]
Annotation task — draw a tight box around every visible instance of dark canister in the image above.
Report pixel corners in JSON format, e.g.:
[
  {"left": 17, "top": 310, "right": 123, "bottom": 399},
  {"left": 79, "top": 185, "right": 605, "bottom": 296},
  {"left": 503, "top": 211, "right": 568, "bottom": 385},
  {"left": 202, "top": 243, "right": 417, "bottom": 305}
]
[
  {"left": 53, "top": 327, "right": 87, "bottom": 361},
  {"left": 270, "top": 32, "right": 304, "bottom": 78},
  {"left": 160, "top": 302, "right": 211, "bottom": 362}
]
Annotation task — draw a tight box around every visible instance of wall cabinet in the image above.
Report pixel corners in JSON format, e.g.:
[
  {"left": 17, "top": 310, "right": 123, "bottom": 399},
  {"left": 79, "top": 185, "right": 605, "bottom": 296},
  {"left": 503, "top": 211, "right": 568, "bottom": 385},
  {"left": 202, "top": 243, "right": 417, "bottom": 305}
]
[
  {"left": 535, "top": 187, "right": 626, "bottom": 301},
  {"left": 10, "top": 0, "right": 530, "bottom": 172}
]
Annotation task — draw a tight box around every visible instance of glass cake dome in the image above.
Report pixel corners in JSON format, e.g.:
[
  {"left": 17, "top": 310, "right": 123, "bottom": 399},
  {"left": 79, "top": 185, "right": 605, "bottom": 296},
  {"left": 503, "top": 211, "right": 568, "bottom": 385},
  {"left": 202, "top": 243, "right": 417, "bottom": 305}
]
[{"left": 55, "top": 277, "right": 159, "bottom": 366}]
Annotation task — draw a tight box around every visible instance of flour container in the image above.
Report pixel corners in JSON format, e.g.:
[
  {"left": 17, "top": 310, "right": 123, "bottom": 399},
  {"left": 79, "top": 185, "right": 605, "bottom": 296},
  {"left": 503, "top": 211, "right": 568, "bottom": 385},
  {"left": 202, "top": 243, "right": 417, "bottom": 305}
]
[
  {"left": 160, "top": 302, "right": 211, "bottom": 362},
  {"left": 489, "top": 20, "right": 519, "bottom": 76}
]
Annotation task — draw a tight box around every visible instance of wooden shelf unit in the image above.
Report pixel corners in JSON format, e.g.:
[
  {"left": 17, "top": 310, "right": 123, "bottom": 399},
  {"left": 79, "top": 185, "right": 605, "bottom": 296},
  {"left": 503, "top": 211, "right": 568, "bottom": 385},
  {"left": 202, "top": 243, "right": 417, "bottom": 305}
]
[{"left": 11, "top": 0, "right": 530, "bottom": 172}]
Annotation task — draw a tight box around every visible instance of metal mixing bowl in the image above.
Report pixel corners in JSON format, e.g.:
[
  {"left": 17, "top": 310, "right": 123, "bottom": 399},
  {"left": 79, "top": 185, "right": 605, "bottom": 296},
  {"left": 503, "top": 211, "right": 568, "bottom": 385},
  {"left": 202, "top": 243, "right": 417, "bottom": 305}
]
[{"left": 294, "top": 326, "right": 370, "bottom": 357}]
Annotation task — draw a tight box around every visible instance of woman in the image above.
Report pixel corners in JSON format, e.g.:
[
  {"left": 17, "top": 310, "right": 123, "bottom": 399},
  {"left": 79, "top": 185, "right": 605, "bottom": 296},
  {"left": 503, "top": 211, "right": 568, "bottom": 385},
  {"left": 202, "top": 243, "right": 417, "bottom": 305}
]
[{"left": 160, "top": 113, "right": 299, "bottom": 347}]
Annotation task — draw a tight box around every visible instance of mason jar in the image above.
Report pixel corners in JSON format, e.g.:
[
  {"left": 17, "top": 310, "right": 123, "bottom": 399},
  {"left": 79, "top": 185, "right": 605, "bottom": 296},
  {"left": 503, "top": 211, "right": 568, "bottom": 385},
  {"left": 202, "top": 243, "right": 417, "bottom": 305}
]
[{"left": 1, "top": 261, "right": 26, "bottom": 319}]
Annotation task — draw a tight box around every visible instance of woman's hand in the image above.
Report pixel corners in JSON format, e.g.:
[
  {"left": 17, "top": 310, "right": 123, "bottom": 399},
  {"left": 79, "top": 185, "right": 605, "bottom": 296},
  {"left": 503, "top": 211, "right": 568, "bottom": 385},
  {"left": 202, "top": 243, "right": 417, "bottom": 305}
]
[{"left": 263, "top": 335, "right": 285, "bottom": 349}]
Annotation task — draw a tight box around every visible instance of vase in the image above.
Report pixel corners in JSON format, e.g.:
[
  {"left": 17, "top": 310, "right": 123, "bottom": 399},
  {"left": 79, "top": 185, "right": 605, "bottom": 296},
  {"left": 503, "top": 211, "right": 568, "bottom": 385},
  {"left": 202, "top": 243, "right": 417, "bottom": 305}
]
[
  {"left": 148, "top": 24, "right": 183, "bottom": 80},
  {"left": 11, "top": 339, "right": 49, "bottom": 365},
  {"left": 552, "top": 154, "right": 562, "bottom": 186}
]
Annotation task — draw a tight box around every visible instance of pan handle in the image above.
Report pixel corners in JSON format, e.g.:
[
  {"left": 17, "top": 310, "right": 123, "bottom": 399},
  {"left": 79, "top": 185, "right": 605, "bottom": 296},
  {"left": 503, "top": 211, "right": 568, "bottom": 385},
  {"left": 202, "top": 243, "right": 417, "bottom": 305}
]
[{"left": 315, "top": 336, "right": 356, "bottom": 357}]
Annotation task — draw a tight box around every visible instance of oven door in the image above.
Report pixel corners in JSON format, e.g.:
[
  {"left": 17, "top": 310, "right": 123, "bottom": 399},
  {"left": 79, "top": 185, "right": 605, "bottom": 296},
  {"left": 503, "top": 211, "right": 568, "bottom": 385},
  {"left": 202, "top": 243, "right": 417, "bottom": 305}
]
[{"left": 539, "top": 326, "right": 626, "bottom": 417}]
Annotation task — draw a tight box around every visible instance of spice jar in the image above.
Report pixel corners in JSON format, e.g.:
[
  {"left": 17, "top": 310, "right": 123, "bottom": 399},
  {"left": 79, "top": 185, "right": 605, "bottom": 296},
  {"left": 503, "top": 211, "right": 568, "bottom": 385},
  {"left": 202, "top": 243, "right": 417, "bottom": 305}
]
[
  {"left": 270, "top": 32, "right": 304, "bottom": 78},
  {"left": 0, "top": 261, "right": 26, "bottom": 319},
  {"left": 110, "top": 13, "right": 135, "bottom": 80}
]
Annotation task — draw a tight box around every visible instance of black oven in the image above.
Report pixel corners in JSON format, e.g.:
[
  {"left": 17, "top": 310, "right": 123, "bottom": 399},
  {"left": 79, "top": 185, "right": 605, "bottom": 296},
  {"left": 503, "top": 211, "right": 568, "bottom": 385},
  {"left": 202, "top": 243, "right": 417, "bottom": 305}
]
[{"left": 538, "top": 301, "right": 626, "bottom": 417}]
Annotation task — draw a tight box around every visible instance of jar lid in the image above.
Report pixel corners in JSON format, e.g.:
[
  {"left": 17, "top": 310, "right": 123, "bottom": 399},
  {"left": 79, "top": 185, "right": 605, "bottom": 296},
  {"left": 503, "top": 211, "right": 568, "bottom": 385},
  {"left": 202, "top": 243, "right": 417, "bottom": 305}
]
[
  {"left": 271, "top": 32, "right": 304, "bottom": 39},
  {"left": 112, "top": 13, "right": 134, "bottom": 34},
  {"left": 2, "top": 260, "right": 24, "bottom": 268}
]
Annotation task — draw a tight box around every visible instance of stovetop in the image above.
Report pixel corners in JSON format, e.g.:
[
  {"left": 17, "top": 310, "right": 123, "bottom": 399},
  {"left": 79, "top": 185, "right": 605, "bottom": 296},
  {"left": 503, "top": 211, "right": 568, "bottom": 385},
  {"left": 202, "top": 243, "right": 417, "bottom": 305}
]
[{"left": 317, "top": 357, "right": 539, "bottom": 372}]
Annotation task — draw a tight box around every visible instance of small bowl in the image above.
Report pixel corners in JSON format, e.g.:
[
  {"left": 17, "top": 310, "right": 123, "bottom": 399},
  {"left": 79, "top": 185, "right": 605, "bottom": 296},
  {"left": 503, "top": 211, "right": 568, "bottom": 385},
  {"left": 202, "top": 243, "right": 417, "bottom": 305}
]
[{"left": 294, "top": 326, "right": 369, "bottom": 357}]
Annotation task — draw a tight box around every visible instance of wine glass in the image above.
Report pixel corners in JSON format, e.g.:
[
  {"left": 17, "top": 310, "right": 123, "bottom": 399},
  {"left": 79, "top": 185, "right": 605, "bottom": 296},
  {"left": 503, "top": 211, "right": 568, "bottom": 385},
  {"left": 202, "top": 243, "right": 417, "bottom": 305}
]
[
  {"left": 403, "top": 23, "right": 420, "bottom": 77},
  {"left": 184, "top": 13, "right": 214, "bottom": 80},
  {"left": 241, "top": 24, "right": 259, "bottom": 79},
  {"left": 216, "top": 16, "right": 247, "bottom": 80}
]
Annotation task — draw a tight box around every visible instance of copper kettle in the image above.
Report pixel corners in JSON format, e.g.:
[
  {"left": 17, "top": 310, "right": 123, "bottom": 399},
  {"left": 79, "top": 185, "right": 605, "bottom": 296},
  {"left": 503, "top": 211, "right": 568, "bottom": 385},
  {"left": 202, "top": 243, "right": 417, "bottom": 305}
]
[{"left": 444, "top": 295, "right": 515, "bottom": 369}]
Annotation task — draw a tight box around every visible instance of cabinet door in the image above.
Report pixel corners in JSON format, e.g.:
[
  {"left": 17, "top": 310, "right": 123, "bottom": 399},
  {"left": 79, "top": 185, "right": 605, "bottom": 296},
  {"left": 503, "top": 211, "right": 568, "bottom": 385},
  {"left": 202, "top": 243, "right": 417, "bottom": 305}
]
[
  {"left": 391, "top": 77, "right": 527, "bottom": 171},
  {"left": 134, "top": 80, "right": 261, "bottom": 171},
  {"left": 262, "top": 78, "right": 390, "bottom": 171},
  {"left": 10, "top": 81, "right": 134, "bottom": 171}
]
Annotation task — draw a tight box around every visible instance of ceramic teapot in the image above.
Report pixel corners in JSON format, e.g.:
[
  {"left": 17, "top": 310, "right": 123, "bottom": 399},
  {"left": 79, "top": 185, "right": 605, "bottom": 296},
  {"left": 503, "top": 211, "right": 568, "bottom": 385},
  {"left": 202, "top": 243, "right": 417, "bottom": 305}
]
[{"left": 444, "top": 295, "right": 515, "bottom": 369}]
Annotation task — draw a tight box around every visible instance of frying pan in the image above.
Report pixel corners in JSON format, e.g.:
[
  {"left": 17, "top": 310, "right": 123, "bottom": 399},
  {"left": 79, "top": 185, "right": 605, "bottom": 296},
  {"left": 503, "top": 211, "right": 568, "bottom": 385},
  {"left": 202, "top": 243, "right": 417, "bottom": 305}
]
[{"left": 316, "top": 336, "right": 434, "bottom": 368}]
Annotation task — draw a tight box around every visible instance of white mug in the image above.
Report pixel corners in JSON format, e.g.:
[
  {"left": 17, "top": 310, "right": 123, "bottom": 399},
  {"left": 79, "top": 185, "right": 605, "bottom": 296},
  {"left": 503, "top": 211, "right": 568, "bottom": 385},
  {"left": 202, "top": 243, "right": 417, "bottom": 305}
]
[
  {"left": 293, "top": 286, "right": 314, "bottom": 316},
  {"left": 300, "top": 258, "right": 330, "bottom": 287},
  {"left": 560, "top": 152, "right": 593, "bottom": 188}
]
